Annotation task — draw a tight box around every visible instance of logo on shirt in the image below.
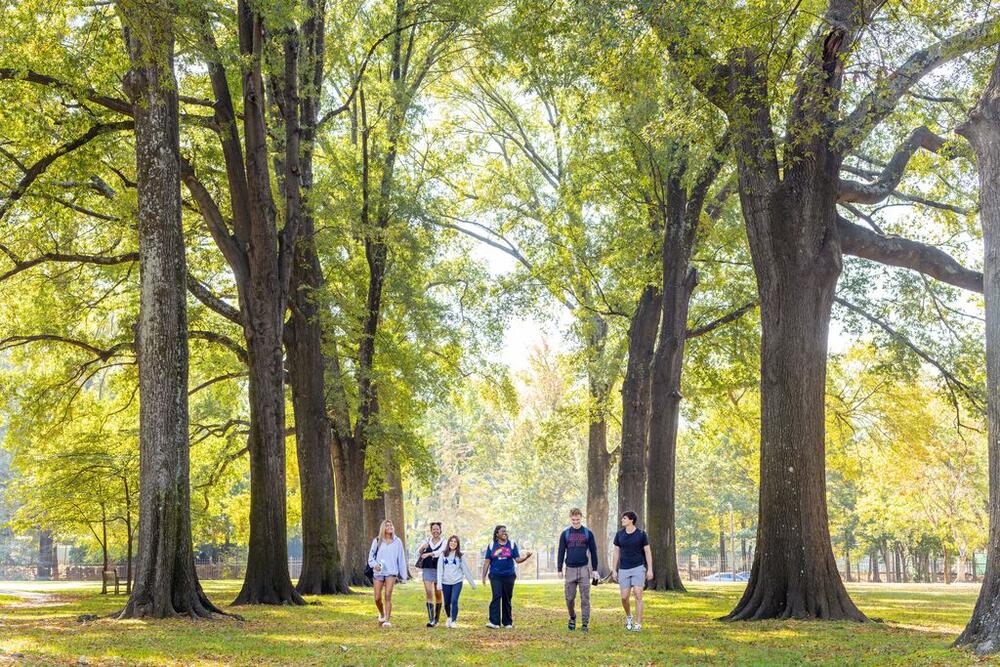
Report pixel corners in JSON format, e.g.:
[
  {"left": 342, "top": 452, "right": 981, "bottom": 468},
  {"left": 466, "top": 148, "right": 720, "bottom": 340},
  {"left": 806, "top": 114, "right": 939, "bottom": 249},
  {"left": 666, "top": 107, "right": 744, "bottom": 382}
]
[{"left": 491, "top": 545, "right": 513, "bottom": 560}]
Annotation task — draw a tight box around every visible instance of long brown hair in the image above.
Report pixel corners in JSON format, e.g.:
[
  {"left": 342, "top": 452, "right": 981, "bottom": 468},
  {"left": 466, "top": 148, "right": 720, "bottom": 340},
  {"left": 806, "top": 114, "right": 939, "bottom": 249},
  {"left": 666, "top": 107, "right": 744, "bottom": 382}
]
[{"left": 443, "top": 534, "right": 462, "bottom": 559}]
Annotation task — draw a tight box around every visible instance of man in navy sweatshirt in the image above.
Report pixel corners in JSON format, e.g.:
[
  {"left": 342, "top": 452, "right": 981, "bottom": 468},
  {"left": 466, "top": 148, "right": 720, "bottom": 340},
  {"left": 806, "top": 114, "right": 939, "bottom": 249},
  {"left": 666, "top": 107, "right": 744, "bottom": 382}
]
[{"left": 557, "top": 507, "right": 599, "bottom": 631}]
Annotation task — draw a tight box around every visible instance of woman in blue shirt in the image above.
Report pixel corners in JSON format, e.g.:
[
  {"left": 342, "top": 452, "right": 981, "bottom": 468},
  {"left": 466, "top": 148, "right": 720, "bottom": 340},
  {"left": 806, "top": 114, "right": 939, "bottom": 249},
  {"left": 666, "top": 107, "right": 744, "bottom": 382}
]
[{"left": 480, "top": 524, "right": 532, "bottom": 628}]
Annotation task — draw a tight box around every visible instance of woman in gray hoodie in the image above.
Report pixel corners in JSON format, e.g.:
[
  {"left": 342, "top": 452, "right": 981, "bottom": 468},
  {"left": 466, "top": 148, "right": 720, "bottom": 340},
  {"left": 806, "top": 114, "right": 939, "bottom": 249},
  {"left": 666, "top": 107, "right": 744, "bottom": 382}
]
[
  {"left": 368, "top": 519, "right": 409, "bottom": 627},
  {"left": 436, "top": 535, "right": 477, "bottom": 628}
]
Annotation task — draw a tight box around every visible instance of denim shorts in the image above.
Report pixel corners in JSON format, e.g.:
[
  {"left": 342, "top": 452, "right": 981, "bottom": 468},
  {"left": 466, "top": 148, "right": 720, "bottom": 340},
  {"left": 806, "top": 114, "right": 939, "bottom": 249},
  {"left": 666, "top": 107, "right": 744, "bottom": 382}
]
[
  {"left": 421, "top": 568, "right": 438, "bottom": 583},
  {"left": 618, "top": 565, "right": 646, "bottom": 590}
]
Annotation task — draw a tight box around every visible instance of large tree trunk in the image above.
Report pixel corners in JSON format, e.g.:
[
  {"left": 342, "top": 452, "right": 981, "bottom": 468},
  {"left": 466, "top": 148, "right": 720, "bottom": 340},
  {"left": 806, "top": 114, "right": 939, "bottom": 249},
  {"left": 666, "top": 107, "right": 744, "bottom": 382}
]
[
  {"left": 958, "top": 56, "right": 1000, "bottom": 634},
  {"left": 288, "top": 314, "right": 348, "bottom": 594},
  {"left": 231, "top": 2, "right": 302, "bottom": 606},
  {"left": 279, "top": 0, "right": 347, "bottom": 597},
  {"left": 118, "top": 1, "right": 219, "bottom": 618},
  {"left": 721, "top": 42, "right": 865, "bottom": 620},
  {"left": 384, "top": 450, "right": 407, "bottom": 546},
  {"left": 646, "top": 185, "right": 695, "bottom": 592},
  {"left": 956, "top": 66, "right": 1000, "bottom": 645},
  {"left": 725, "top": 254, "right": 862, "bottom": 619},
  {"left": 334, "top": 435, "right": 369, "bottom": 585},
  {"left": 618, "top": 285, "right": 660, "bottom": 524},
  {"left": 364, "top": 489, "right": 385, "bottom": 542},
  {"left": 586, "top": 413, "right": 611, "bottom": 577}
]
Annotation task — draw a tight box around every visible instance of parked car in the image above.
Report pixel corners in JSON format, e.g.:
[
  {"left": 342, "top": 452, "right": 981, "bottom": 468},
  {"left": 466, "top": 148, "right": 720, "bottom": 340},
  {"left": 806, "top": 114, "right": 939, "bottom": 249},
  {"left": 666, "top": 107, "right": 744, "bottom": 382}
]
[{"left": 701, "top": 571, "right": 750, "bottom": 582}]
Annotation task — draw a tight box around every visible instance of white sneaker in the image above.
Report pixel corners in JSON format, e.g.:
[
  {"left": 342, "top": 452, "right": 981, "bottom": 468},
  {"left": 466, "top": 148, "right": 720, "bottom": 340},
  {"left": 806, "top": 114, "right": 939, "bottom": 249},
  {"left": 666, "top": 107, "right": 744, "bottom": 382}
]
[
  {"left": 446, "top": 619, "right": 454, "bottom": 628},
  {"left": 377, "top": 615, "right": 385, "bottom": 623},
  {"left": 381, "top": 621, "right": 392, "bottom": 627},
  {"left": 632, "top": 623, "right": 642, "bottom": 632},
  {"left": 486, "top": 622, "right": 500, "bottom": 629},
  {"left": 625, "top": 615, "right": 633, "bottom": 630},
  {"left": 503, "top": 624, "right": 512, "bottom": 629}
]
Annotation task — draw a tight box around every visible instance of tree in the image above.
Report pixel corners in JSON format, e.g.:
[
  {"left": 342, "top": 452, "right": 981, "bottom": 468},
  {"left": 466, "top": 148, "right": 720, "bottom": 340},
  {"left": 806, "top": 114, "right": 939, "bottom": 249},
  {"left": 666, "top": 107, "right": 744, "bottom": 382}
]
[
  {"left": 642, "top": 0, "right": 997, "bottom": 619},
  {"left": 956, "top": 46, "right": 1000, "bottom": 655},
  {"left": 116, "top": 0, "right": 220, "bottom": 618}
]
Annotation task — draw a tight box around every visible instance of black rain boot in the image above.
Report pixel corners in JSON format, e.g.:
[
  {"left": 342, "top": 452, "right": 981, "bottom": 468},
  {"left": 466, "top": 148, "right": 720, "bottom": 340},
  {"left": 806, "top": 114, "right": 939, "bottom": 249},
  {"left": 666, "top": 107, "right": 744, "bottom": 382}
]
[{"left": 426, "top": 602, "right": 435, "bottom": 627}]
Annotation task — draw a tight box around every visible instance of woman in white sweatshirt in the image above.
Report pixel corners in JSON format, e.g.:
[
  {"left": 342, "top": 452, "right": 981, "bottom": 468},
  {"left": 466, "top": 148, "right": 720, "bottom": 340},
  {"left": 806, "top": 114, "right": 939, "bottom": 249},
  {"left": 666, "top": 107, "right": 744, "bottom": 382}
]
[
  {"left": 436, "top": 535, "right": 477, "bottom": 628},
  {"left": 368, "top": 519, "right": 408, "bottom": 627}
]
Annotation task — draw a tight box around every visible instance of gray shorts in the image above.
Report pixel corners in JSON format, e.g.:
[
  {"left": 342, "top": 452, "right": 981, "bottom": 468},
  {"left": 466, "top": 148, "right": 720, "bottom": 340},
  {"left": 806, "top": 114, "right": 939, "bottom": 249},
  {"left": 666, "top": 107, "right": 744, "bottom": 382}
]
[
  {"left": 421, "top": 568, "right": 438, "bottom": 583},
  {"left": 619, "top": 565, "right": 646, "bottom": 590}
]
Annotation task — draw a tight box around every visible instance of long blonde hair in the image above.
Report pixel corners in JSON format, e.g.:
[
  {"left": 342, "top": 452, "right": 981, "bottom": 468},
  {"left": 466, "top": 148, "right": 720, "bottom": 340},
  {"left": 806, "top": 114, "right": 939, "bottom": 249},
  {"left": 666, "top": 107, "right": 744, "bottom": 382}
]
[{"left": 378, "top": 519, "right": 395, "bottom": 543}]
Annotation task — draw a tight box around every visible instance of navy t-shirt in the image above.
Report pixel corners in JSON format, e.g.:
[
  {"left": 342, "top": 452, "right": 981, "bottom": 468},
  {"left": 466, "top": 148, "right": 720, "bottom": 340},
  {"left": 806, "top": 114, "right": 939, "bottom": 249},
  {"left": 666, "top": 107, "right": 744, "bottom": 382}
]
[
  {"left": 614, "top": 528, "right": 649, "bottom": 570},
  {"left": 484, "top": 540, "right": 520, "bottom": 577}
]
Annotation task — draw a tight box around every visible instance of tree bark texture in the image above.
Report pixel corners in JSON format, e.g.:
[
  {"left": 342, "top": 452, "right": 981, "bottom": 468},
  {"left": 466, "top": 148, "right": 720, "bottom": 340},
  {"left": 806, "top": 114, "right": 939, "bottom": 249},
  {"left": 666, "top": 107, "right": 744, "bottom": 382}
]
[
  {"left": 281, "top": 0, "right": 349, "bottom": 596},
  {"left": 720, "top": 41, "right": 866, "bottom": 621},
  {"left": 118, "top": 0, "right": 220, "bottom": 618},
  {"left": 955, "top": 47, "right": 1000, "bottom": 654},
  {"left": 618, "top": 285, "right": 660, "bottom": 524},
  {"left": 230, "top": 1, "right": 302, "bottom": 605},
  {"left": 384, "top": 450, "right": 407, "bottom": 546},
  {"left": 586, "top": 412, "right": 611, "bottom": 577},
  {"left": 333, "top": 433, "right": 369, "bottom": 585}
]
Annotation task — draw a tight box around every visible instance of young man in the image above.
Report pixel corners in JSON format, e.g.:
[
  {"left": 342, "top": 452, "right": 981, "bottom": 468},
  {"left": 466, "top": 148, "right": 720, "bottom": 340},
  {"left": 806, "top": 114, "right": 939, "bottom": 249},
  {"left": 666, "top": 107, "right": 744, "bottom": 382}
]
[
  {"left": 481, "top": 524, "right": 532, "bottom": 629},
  {"left": 416, "top": 521, "right": 446, "bottom": 627},
  {"left": 557, "top": 507, "right": 599, "bottom": 631},
  {"left": 611, "top": 511, "right": 653, "bottom": 632}
]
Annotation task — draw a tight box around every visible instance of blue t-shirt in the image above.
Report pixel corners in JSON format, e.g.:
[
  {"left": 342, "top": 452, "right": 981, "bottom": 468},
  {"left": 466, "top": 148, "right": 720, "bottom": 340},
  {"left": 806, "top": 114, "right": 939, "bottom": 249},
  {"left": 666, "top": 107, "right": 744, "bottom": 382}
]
[
  {"left": 614, "top": 528, "right": 649, "bottom": 570},
  {"left": 484, "top": 540, "right": 520, "bottom": 577}
]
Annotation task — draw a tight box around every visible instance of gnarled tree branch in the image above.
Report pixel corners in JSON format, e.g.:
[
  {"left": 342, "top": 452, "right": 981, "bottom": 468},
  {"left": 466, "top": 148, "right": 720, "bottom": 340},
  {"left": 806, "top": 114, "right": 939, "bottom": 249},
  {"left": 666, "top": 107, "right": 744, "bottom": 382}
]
[{"left": 838, "top": 215, "right": 983, "bottom": 293}]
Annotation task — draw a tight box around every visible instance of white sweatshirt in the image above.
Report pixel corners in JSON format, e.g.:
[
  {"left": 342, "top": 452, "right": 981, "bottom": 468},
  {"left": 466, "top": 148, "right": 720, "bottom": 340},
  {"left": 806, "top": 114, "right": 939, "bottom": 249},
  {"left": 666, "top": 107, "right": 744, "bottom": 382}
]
[{"left": 368, "top": 536, "right": 409, "bottom": 580}]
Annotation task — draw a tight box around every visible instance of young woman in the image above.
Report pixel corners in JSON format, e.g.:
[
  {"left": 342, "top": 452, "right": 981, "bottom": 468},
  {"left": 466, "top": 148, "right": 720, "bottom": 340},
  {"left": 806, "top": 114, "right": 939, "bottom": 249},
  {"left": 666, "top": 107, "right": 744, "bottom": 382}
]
[
  {"left": 436, "top": 535, "right": 477, "bottom": 628},
  {"left": 481, "top": 524, "right": 532, "bottom": 629},
  {"left": 416, "top": 521, "right": 446, "bottom": 627},
  {"left": 367, "top": 519, "right": 409, "bottom": 627},
  {"left": 611, "top": 511, "right": 653, "bottom": 632}
]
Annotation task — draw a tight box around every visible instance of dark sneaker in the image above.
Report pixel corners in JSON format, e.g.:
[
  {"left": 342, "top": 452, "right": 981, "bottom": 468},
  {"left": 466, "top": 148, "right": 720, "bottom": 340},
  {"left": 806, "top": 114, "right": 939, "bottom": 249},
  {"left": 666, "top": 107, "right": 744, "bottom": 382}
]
[
  {"left": 581, "top": 624, "right": 589, "bottom": 633},
  {"left": 568, "top": 617, "right": 576, "bottom": 631}
]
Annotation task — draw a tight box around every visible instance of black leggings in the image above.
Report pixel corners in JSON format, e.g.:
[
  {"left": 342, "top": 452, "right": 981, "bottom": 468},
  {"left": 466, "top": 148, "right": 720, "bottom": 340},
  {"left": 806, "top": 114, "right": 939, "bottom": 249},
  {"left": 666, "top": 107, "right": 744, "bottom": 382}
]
[{"left": 489, "top": 574, "right": 516, "bottom": 626}]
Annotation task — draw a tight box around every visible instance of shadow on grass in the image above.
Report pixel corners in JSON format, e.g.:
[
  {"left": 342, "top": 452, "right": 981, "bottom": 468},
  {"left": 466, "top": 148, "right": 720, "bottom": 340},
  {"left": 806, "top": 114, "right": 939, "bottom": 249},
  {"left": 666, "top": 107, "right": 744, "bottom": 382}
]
[{"left": 0, "top": 581, "right": 991, "bottom": 666}]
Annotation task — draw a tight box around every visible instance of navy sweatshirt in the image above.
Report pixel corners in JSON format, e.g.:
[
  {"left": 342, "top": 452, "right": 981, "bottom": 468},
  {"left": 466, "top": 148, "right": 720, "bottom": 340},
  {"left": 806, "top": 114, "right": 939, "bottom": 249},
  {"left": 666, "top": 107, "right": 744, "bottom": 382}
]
[{"left": 557, "top": 525, "right": 599, "bottom": 571}]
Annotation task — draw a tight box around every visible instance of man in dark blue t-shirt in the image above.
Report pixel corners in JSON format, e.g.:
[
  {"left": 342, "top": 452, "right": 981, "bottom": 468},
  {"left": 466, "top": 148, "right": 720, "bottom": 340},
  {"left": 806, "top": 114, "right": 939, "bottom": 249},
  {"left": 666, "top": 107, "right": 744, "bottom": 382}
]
[
  {"left": 612, "top": 510, "right": 653, "bottom": 632},
  {"left": 557, "top": 507, "right": 599, "bottom": 631}
]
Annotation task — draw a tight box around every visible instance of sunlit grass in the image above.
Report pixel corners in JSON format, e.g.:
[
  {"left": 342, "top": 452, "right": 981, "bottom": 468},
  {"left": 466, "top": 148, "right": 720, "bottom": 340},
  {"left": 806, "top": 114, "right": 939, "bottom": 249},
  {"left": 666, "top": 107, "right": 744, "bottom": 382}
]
[{"left": 0, "top": 580, "right": 997, "bottom": 665}]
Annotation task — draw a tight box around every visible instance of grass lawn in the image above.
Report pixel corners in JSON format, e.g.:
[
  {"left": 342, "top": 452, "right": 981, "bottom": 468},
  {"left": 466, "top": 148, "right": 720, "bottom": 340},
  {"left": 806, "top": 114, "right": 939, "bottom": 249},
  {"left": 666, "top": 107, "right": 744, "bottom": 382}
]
[{"left": 0, "top": 579, "right": 996, "bottom": 665}]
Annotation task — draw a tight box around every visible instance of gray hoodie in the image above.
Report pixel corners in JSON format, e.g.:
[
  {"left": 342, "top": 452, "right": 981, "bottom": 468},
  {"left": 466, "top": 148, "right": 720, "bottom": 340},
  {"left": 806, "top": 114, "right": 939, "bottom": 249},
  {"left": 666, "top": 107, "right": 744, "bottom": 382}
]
[
  {"left": 436, "top": 552, "right": 478, "bottom": 588},
  {"left": 368, "top": 536, "right": 409, "bottom": 580}
]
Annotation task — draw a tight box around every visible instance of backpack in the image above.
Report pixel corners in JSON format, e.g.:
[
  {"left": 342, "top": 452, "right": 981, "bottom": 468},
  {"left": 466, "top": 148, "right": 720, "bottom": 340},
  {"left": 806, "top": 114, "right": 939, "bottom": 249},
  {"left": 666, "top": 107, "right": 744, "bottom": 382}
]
[{"left": 365, "top": 538, "right": 383, "bottom": 581}]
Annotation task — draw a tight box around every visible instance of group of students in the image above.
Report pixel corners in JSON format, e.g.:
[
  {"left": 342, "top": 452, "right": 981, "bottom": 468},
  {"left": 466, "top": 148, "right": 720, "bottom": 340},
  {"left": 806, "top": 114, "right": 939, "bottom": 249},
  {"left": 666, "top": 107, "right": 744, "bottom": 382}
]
[{"left": 366, "top": 508, "right": 653, "bottom": 632}]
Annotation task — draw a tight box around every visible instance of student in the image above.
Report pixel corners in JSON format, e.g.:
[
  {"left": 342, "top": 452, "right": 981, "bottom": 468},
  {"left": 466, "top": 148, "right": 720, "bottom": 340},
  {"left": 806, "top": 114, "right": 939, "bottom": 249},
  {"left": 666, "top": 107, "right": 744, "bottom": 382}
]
[
  {"left": 557, "top": 507, "right": 599, "bottom": 631},
  {"left": 481, "top": 524, "right": 532, "bottom": 629},
  {"left": 436, "top": 535, "right": 477, "bottom": 628},
  {"left": 416, "top": 521, "right": 446, "bottom": 627},
  {"left": 611, "top": 510, "right": 653, "bottom": 632},
  {"left": 368, "top": 519, "right": 409, "bottom": 627}
]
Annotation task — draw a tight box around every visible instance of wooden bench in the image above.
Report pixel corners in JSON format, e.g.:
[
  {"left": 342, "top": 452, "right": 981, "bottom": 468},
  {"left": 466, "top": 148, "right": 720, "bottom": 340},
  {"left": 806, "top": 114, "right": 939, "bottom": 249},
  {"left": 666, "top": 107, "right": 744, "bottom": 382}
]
[{"left": 102, "top": 569, "right": 120, "bottom": 595}]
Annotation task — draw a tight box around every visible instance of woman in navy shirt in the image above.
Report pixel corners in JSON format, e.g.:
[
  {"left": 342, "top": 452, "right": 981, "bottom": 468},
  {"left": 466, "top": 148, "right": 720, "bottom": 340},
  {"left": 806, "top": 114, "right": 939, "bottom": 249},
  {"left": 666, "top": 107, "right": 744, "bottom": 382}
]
[{"left": 481, "top": 524, "right": 532, "bottom": 628}]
